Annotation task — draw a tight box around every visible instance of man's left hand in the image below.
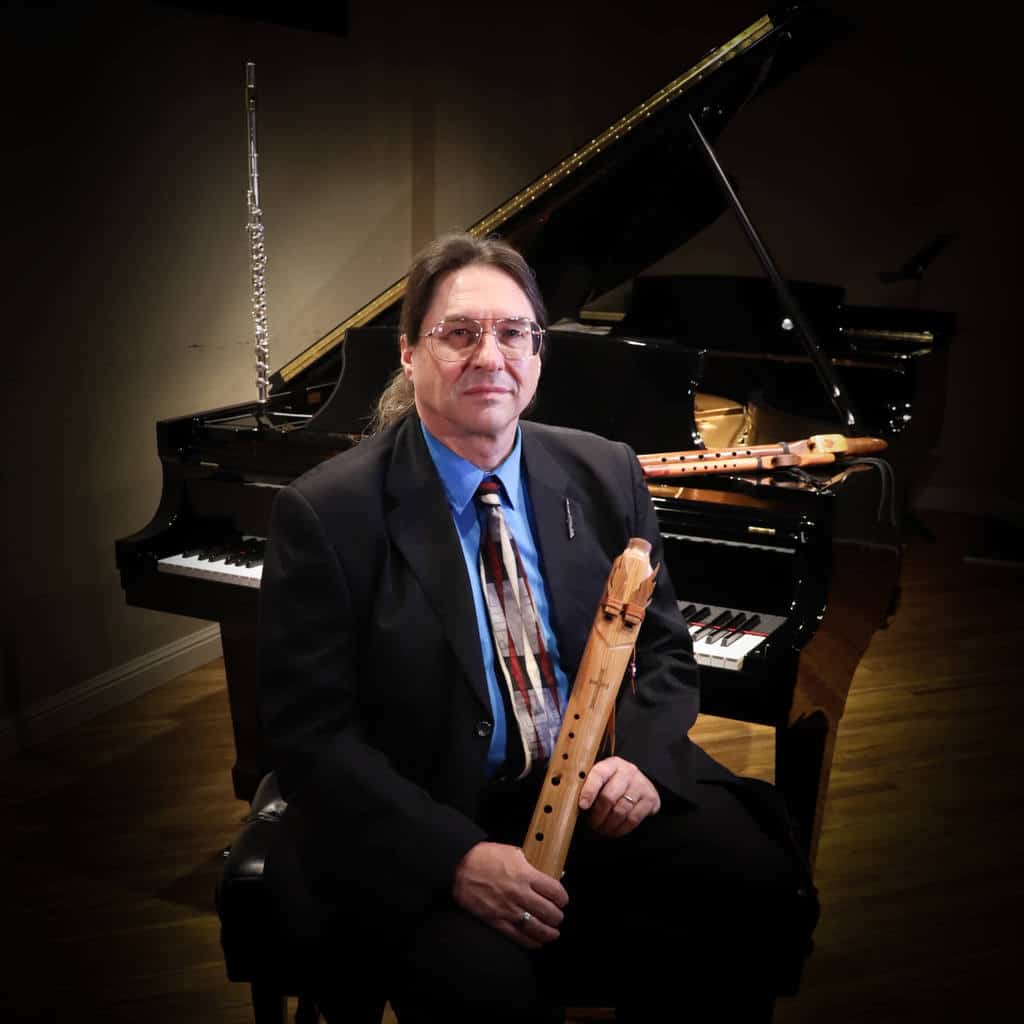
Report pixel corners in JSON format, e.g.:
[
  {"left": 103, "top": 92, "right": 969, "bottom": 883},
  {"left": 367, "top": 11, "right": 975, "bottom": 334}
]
[{"left": 578, "top": 756, "right": 661, "bottom": 837}]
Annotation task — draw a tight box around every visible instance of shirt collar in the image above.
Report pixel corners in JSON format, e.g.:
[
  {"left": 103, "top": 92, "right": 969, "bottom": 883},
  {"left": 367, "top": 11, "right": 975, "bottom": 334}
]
[{"left": 420, "top": 422, "right": 523, "bottom": 515}]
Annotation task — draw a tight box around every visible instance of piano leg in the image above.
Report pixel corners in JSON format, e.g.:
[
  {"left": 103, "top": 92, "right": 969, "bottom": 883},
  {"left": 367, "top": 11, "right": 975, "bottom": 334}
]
[
  {"left": 775, "top": 710, "right": 837, "bottom": 870},
  {"left": 220, "top": 620, "right": 266, "bottom": 803}
]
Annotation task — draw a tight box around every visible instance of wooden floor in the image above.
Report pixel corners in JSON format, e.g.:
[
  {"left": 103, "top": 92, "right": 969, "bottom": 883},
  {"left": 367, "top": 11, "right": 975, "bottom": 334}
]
[{"left": 4, "top": 512, "right": 1020, "bottom": 1021}]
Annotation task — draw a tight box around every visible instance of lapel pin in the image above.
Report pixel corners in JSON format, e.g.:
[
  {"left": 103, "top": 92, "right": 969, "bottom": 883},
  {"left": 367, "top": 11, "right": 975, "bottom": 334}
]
[{"left": 565, "top": 498, "right": 576, "bottom": 540}]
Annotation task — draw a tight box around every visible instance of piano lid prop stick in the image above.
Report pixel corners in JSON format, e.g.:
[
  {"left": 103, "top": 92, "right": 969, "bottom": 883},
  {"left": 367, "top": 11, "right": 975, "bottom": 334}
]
[
  {"left": 522, "top": 539, "right": 658, "bottom": 880},
  {"left": 638, "top": 434, "right": 887, "bottom": 479}
]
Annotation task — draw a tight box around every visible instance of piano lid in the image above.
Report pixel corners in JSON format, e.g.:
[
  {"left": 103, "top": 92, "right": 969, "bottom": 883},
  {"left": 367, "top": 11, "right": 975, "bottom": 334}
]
[
  {"left": 270, "top": 3, "right": 846, "bottom": 394},
  {"left": 529, "top": 330, "right": 706, "bottom": 454}
]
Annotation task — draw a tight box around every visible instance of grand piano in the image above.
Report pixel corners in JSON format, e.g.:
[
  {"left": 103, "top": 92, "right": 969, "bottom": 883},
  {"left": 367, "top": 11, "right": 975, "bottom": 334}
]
[{"left": 116, "top": 4, "right": 953, "bottom": 865}]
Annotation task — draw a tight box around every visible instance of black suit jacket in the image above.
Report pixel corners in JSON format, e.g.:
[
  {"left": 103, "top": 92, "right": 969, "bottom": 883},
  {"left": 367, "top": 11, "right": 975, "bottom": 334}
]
[{"left": 258, "top": 414, "right": 734, "bottom": 946}]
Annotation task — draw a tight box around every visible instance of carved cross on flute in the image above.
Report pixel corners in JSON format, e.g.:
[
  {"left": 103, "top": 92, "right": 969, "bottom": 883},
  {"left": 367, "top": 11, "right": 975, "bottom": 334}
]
[{"left": 586, "top": 673, "right": 612, "bottom": 710}]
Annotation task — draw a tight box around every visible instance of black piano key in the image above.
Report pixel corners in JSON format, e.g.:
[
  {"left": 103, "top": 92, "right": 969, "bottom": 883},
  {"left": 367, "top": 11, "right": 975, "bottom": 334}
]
[
  {"left": 693, "top": 610, "right": 733, "bottom": 642},
  {"left": 227, "top": 539, "right": 262, "bottom": 565},
  {"left": 720, "top": 614, "right": 761, "bottom": 647},
  {"left": 175, "top": 535, "right": 264, "bottom": 568},
  {"left": 679, "top": 603, "right": 697, "bottom": 620},
  {"left": 704, "top": 612, "right": 748, "bottom": 645},
  {"left": 689, "top": 605, "right": 712, "bottom": 625}
]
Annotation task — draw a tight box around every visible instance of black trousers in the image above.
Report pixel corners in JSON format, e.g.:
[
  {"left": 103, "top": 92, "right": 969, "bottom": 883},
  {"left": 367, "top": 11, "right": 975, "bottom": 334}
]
[{"left": 314, "top": 775, "right": 818, "bottom": 1023}]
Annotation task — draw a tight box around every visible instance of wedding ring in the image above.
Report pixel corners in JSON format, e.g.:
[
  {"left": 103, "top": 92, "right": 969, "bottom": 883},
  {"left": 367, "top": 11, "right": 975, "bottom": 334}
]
[
  {"left": 520, "top": 911, "right": 532, "bottom": 925},
  {"left": 621, "top": 794, "right": 637, "bottom": 805}
]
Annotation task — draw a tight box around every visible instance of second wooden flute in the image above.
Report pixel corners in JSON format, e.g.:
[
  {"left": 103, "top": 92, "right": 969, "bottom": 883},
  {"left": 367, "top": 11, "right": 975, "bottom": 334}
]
[
  {"left": 522, "top": 538, "right": 658, "bottom": 879},
  {"left": 638, "top": 433, "right": 887, "bottom": 478}
]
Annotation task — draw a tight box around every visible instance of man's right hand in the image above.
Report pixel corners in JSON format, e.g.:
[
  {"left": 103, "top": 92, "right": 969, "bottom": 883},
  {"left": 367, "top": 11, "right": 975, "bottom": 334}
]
[{"left": 452, "top": 841, "right": 568, "bottom": 949}]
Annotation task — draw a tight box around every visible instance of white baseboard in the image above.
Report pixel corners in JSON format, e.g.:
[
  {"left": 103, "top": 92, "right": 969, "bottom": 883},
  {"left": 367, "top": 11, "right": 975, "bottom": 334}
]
[{"left": 0, "top": 624, "right": 223, "bottom": 759}]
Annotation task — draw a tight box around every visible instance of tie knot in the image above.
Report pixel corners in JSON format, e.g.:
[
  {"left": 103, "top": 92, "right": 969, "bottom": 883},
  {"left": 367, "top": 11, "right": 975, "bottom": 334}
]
[{"left": 475, "top": 477, "right": 502, "bottom": 507}]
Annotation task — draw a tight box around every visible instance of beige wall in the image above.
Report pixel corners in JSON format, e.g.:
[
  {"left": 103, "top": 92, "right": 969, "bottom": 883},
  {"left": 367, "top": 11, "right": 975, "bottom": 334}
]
[{"left": 2, "top": 1, "right": 1017, "bottom": 727}]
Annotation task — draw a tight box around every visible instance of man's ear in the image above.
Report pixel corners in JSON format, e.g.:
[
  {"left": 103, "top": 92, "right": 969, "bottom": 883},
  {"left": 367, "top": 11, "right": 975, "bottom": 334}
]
[{"left": 399, "top": 335, "right": 414, "bottom": 379}]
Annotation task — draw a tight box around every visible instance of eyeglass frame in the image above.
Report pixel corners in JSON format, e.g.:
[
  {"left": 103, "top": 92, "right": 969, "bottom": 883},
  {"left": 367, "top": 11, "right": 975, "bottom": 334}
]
[{"left": 419, "top": 317, "right": 545, "bottom": 363}]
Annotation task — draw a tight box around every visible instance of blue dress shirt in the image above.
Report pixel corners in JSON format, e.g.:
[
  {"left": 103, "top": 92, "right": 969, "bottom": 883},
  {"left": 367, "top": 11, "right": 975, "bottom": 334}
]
[{"left": 420, "top": 423, "right": 571, "bottom": 773}]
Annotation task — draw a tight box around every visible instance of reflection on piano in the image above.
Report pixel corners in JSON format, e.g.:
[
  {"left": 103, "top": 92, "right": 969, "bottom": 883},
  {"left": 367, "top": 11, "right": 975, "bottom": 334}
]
[{"left": 116, "top": 5, "right": 954, "bottom": 865}]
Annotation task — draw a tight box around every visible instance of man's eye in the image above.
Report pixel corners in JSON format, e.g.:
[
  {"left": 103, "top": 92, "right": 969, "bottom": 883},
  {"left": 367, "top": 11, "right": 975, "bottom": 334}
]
[{"left": 499, "top": 325, "right": 527, "bottom": 341}]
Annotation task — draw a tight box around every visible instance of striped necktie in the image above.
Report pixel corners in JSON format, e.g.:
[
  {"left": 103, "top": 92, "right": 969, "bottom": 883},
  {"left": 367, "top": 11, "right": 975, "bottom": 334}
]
[{"left": 475, "top": 477, "right": 563, "bottom": 777}]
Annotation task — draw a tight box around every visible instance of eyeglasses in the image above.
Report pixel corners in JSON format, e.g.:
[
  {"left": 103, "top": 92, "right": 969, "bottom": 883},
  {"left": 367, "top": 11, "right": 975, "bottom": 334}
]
[{"left": 421, "top": 317, "right": 544, "bottom": 362}]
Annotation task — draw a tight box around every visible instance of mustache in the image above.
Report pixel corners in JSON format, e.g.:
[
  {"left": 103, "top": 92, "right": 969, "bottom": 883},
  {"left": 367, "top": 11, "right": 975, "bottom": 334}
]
[{"left": 456, "top": 372, "right": 517, "bottom": 393}]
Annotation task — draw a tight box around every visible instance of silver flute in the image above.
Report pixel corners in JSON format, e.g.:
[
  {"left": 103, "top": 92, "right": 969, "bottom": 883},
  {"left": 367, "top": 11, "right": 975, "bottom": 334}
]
[{"left": 246, "top": 62, "right": 271, "bottom": 408}]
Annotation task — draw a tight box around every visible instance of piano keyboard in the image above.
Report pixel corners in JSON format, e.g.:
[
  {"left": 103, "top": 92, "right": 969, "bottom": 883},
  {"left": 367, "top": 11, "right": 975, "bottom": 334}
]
[
  {"left": 677, "top": 600, "right": 785, "bottom": 671},
  {"left": 157, "top": 538, "right": 266, "bottom": 589},
  {"left": 155, "top": 545, "right": 782, "bottom": 671}
]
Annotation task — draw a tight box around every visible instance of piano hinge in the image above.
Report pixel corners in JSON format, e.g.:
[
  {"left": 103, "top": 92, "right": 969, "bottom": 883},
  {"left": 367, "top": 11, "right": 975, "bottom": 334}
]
[{"left": 748, "top": 525, "right": 776, "bottom": 537}]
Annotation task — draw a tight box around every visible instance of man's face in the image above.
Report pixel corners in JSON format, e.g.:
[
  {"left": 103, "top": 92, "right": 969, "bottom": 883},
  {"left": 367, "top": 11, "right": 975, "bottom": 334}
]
[{"left": 400, "top": 264, "right": 541, "bottom": 459}]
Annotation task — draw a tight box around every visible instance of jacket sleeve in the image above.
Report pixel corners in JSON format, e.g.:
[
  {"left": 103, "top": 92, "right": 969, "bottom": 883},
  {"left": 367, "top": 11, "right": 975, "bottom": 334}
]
[
  {"left": 258, "top": 484, "right": 486, "bottom": 908},
  {"left": 606, "top": 443, "right": 704, "bottom": 803}
]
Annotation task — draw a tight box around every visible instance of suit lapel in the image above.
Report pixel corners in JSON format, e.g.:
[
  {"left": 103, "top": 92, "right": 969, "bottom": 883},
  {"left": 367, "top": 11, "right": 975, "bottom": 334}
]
[
  {"left": 384, "top": 418, "right": 491, "bottom": 711},
  {"left": 521, "top": 426, "right": 600, "bottom": 674}
]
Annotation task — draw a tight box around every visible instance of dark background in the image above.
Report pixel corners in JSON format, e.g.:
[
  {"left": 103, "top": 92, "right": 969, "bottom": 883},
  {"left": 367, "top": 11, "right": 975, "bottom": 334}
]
[{"left": 1, "top": 0, "right": 1019, "bottom": 733}]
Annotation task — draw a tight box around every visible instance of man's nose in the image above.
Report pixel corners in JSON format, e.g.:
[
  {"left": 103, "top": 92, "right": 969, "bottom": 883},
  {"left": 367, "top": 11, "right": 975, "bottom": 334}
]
[{"left": 469, "top": 325, "right": 506, "bottom": 369}]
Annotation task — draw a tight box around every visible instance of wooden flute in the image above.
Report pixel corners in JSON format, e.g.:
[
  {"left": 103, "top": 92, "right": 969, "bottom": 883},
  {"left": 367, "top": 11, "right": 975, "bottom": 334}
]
[
  {"left": 522, "top": 538, "right": 658, "bottom": 879},
  {"left": 638, "top": 433, "right": 887, "bottom": 479}
]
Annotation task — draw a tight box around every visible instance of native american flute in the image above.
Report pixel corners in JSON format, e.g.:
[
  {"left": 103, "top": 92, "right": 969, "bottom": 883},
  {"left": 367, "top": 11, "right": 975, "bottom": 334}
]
[
  {"left": 522, "top": 538, "right": 658, "bottom": 879},
  {"left": 638, "top": 433, "right": 887, "bottom": 479}
]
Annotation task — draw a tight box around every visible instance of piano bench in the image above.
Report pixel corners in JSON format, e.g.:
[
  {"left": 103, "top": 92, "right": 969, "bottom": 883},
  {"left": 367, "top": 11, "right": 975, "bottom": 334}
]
[{"left": 215, "top": 772, "right": 385, "bottom": 1024}]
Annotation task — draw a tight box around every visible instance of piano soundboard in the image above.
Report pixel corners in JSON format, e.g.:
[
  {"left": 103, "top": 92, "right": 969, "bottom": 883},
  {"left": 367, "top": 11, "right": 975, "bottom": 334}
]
[{"left": 677, "top": 600, "right": 785, "bottom": 671}]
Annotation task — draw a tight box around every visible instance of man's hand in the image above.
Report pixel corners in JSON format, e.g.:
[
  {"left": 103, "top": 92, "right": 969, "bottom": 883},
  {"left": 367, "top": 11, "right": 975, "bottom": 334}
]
[
  {"left": 452, "top": 841, "right": 568, "bottom": 949},
  {"left": 579, "top": 756, "right": 661, "bottom": 837}
]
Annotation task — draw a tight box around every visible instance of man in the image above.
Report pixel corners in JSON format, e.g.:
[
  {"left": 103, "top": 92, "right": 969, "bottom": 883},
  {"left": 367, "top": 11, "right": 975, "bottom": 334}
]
[{"left": 259, "top": 233, "right": 817, "bottom": 1022}]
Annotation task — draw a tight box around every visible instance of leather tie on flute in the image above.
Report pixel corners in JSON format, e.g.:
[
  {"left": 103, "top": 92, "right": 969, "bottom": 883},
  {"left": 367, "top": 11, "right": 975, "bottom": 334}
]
[
  {"left": 522, "top": 538, "right": 658, "bottom": 880},
  {"left": 638, "top": 433, "right": 887, "bottom": 479}
]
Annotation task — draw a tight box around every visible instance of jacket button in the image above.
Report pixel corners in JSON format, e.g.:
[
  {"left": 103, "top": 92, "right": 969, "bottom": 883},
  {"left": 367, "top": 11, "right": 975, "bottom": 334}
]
[{"left": 476, "top": 720, "right": 493, "bottom": 738}]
